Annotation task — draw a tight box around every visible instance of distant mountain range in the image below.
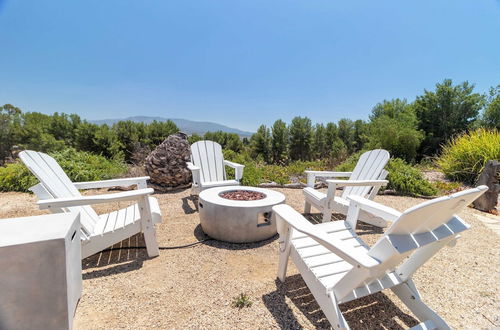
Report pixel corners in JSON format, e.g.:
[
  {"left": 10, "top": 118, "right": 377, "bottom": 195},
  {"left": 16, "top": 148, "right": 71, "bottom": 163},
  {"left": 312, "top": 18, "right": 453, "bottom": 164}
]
[{"left": 90, "top": 116, "right": 254, "bottom": 137}]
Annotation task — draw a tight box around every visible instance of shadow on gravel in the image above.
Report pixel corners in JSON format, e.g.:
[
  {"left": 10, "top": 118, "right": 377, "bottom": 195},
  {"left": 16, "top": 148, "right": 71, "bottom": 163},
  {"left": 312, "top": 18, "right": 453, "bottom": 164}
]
[
  {"left": 263, "top": 276, "right": 419, "bottom": 329},
  {"left": 193, "top": 224, "right": 278, "bottom": 250},
  {"left": 181, "top": 195, "right": 199, "bottom": 214},
  {"left": 81, "top": 234, "right": 147, "bottom": 279}
]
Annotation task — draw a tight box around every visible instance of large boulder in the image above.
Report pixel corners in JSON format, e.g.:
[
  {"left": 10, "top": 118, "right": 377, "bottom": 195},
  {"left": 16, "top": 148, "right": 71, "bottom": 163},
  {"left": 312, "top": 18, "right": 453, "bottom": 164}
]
[
  {"left": 145, "top": 132, "right": 192, "bottom": 191},
  {"left": 473, "top": 160, "right": 500, "bottom": 213}
]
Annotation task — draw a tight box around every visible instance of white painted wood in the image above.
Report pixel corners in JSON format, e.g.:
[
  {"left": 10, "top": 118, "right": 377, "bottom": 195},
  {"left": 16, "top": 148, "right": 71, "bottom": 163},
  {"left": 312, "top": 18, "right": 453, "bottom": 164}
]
[
  {"left": 73, "top": 176, "right": 149, "bottom": 189},
  {"left": 19, "top": 150, "right": 162, "bottom": 258},
  {"left": 303, "top": 149, "right": 390, "bottom": 227},
  {"left": 188, "top": 140, "right": 245, "bottom": 195},
  {"left": 274, "top": 186, "right": 487, "bottom": 329}
]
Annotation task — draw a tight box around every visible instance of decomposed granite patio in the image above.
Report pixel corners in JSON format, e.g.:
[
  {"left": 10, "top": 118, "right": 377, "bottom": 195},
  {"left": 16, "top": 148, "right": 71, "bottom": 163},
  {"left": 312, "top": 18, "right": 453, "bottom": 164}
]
[{"left": 0, "top": 188, "right": 498, "bottom": 329}]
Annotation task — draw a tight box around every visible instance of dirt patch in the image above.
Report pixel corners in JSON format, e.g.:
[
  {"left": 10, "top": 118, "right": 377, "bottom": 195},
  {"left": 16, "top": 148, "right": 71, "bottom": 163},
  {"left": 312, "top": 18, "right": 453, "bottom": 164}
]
[{"left": 0, "top": 188, "right": 498, "bottom": 329}]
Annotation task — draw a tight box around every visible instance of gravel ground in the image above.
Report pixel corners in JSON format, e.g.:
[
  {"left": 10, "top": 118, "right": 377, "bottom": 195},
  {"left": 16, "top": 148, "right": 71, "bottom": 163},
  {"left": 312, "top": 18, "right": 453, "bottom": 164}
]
[{"left": 0, "top": 188, "right": 498, "bottom": 329}]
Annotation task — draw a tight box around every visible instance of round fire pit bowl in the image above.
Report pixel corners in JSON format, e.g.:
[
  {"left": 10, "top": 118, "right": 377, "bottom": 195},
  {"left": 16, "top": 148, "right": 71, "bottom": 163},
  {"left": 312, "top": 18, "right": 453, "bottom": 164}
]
[{"left": 198, "top": 186, "right": 286, "bottom": 243}]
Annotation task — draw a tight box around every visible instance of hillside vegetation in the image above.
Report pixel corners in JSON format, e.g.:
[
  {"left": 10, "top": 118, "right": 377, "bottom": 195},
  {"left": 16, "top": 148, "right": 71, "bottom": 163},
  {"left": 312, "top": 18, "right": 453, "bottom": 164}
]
[{"left": 0, "top": 79, "right": 498, "bottom": 195}]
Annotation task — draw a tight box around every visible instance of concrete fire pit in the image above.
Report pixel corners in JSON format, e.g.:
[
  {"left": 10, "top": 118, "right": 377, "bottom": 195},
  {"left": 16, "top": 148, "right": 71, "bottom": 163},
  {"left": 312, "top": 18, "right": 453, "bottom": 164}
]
[{"left": 198, "top": 186, "right": 286, "bottom": 243}]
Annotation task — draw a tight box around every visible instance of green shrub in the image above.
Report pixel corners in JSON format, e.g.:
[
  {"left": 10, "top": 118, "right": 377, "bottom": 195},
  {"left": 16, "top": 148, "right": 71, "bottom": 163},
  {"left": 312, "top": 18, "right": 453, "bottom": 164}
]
[
  {"left": 222, "top": 149, "right": 327, "bottom": 186},
  {"left": 334, "top": 151, "right": 362, "bottom": 172},
  {"left": 437, "top": 128, "right": 500, "bottom": 185},
  {"left": 432, "top": 181, "right": 462, "bottom": 195},
  {"left": 335, "top": 156, "right": 437, "bottom": 196},
  {"left": 386, "top": 158, "right": 437, "bottom": 196},
  {"left": 0, "top": 162, "right": 38, "bottom": 192},
  {"left": 0, "top": 148, "right": 128, "bottom": 192}
]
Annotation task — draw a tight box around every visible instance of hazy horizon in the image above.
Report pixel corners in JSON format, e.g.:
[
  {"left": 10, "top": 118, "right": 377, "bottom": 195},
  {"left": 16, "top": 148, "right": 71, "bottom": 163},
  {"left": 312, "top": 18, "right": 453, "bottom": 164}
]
[{"left": 1, "top": 0, "right": 499, "bottom": 131}]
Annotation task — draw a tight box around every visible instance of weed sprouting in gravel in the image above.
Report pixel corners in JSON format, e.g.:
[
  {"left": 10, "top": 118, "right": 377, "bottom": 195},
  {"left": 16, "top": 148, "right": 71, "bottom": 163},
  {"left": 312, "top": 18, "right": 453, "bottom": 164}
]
[{"left": 231, "top": 293, "right": 252, "bottom": 309}]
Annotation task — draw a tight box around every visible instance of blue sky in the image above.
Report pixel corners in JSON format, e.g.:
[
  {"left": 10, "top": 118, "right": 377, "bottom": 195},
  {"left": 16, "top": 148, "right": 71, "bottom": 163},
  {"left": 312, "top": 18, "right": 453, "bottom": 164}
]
[{"left": 0, "top": 0, "right": 499, "bottom": 132}]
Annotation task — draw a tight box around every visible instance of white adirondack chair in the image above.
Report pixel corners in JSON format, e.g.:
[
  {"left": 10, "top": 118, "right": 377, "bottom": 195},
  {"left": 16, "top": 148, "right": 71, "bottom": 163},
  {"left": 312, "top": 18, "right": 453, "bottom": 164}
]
[
  {"left": 274, "top": 185, "right": 487, "bottom": 330},
  {"left": 20, "top": 150, "right": 162, "bottom": 259},
  {"left": 304, "top": 149, "right": 390, "bottom": 226},
  {"left": 187, "top": 140, "right": 245, "bottom": 195}
]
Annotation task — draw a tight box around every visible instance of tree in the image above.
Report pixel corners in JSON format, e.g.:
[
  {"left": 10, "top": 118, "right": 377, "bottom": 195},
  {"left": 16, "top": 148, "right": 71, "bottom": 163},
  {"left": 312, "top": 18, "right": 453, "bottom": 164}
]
[
  {"left": 113, "top": 121, "right": 141, "bottom": 161},
  {"left": 250, "top": 125, "right": 272, "bottom": 162},
  {"left": 92, "top": 124, "right": 124, "bottom": 160},
  {"left": 204, "top": 131, "right": 243, "bottom": 153},
  {"left": 188, "top": 133, "right": 203, "bottom": 144},
  {"left": 289, "top": 116, "right": 313, "bottom": 161},
  {"left": 480, "top": 85, "right": 500, "bottom": 129},
  {"left": 0, "top": 104, "right": 22, "bottom": 164},
  {"left": 337, "top": 119, "right": 355, "bottom": 153},
  {"left": 353, "top": 120, "right": 367, "bottom": 152},
  {"left": 325, "top": 122, "right": 338, "bottom": 148},
  {"left": 15, "top": 112, "right": 65, "bottom": 152},
  {"left": 414, "top": 79, "right": 485, "bottom": 156},
  {"left": 367, "top": 99, "right": 423, "bottom": 162},
  {"left": 312, "top": 123, "right": 327, "bottom": 159},
  {"left": 146, "top": 120, "right": 179, "bottom": 147},
  {"left": 271, "top": 119, "right": 288, "bottom": 164},
  {"left": 74, "top": 122, "right": 99, "bottom": 152},
  {"left": 49, "top": 112, "right": 75, "bottom": 143}
]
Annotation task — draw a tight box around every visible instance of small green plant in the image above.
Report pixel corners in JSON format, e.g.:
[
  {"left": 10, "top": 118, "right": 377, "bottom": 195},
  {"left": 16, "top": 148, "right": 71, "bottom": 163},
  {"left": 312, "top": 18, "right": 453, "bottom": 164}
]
[
  {"left": 231, "top": 293, "right": 252, "bottom": 309},
  {"left": 386, "top": 158, "right": 437, "bottom": 196},
  {"left": 433, "top": 181, "right": 462, "bottom": 194},
  {"left": 0, "top": 162, "right": 38, "bottom": 192},
  {"left": 334, "top": 151, "right": 362, "bottom": 172},
  {"left": 0, "top": 148, "right": 128, "bottom": 192},
  {"left": 437, "top": 128, "right": 500, "bottom": 185},
  {"left": 334, "top": 155, "right": 437, "bottom": 196}
]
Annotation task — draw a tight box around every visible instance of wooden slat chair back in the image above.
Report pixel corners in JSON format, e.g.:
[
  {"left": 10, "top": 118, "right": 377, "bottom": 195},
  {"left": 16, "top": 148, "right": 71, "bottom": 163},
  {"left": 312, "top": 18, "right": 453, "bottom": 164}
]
[
  {"left": 303, "top": 149, "right": 390, "bottom": 225},
  {"left": 341, "top": 149, "right": 390, "bottom": 199},
  {"left": 20, "top": 150, "right": 99, "bottom": 236},
  {"left": 20, "top": 150, "right": 162, "bottom": 258},
  {"left": 342, "top": 187, "right": 485, "bottom": 297},
  {"left": 190, "top": 140, "right": 226, "bottom": 182}
]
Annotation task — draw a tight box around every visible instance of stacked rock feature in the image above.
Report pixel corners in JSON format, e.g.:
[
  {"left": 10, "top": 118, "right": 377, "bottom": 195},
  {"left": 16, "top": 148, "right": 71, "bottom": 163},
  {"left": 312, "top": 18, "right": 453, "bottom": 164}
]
[{"left": 145, "top": 132, "right": 192, "bottom": 191}]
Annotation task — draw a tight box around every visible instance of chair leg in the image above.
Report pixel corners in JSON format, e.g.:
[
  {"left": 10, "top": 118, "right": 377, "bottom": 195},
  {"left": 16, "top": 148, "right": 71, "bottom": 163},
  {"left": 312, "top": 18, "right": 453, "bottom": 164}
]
[
  {"left": 391, "top": 281, "right": 450, "bottom": 330},
  {"left": 143, "top": 225, "right": 160, "bottom": 257},
  {"left": 139, "top": 198, "right": 160, "bottom": 257},
  {"left": 304, "top": 201, "right": 311, "bottom": 214},
  {"left": 322, "top": 209, "right": 333, "bottom": 222},
  {"left": 277, "top": 238, "right": 292, "bottom": 282},
  {"left": 323, "top": 293, "right": 350, "bottom": 329}
]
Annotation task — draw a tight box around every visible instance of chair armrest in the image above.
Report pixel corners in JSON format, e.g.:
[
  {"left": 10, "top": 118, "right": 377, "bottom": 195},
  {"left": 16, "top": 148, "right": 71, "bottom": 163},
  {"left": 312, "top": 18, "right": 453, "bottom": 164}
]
[
  {"left": 346, "top": 195, "right": 401, "bottom": 223},
  {"left": 186, "top": 162, "right": 200, "bottom": 171},
  {"left": 305, "top": 171, "right": 352, "bottom": 177},
  {"left": 273, "top": 204, "right": 379, "bottom": 268},
  {"left": 73, "top": 176, "right": 150, "bottom": 190},
  {"left": 305, "top": 171, "right": 352, "bottom": 187},
  {"left": 187, "top": 162, "right": 201, "bottom": 186},
  {"left": 224, "top": 160, "right": 245, "bottom": 181},
  {"left": 37, "top": 188, "right": 155, "bottom": 210},
  {"left": 325, "top": 179, "right": 388, "bottom": 187}
]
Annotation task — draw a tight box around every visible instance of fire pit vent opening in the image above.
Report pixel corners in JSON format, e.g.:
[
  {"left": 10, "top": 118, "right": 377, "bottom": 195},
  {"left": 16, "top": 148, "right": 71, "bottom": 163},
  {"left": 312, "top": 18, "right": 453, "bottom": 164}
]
[{"left": 219, "top": 190, "right": 266, "bottom": 201}]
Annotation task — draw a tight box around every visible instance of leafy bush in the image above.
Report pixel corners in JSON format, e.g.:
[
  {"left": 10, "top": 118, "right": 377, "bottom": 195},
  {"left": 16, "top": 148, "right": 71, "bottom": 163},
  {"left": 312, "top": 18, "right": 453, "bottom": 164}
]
[
  {"left": 0, "top": 148, "right": 128, "bottom": 192},
  {"left": 366, "top": 99, "right": 424, "bottom": 162},
  {"left": 0, "top": 162, "right": 38, "bottom": 192},
  {"left": 437, "top": 128, "right": 500, "bottom": 185},
  {"left": 334, "top": 151, "right": 362, "bottom": 172},
  {"left": 335, "top": 155, "right": 437, "bottom": 196},
  {"left": 386, "top": 158, "right": 437, "bottom": 196},
  {"left": 223, "top": 149, "right": 327, "bottom": 186}
]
